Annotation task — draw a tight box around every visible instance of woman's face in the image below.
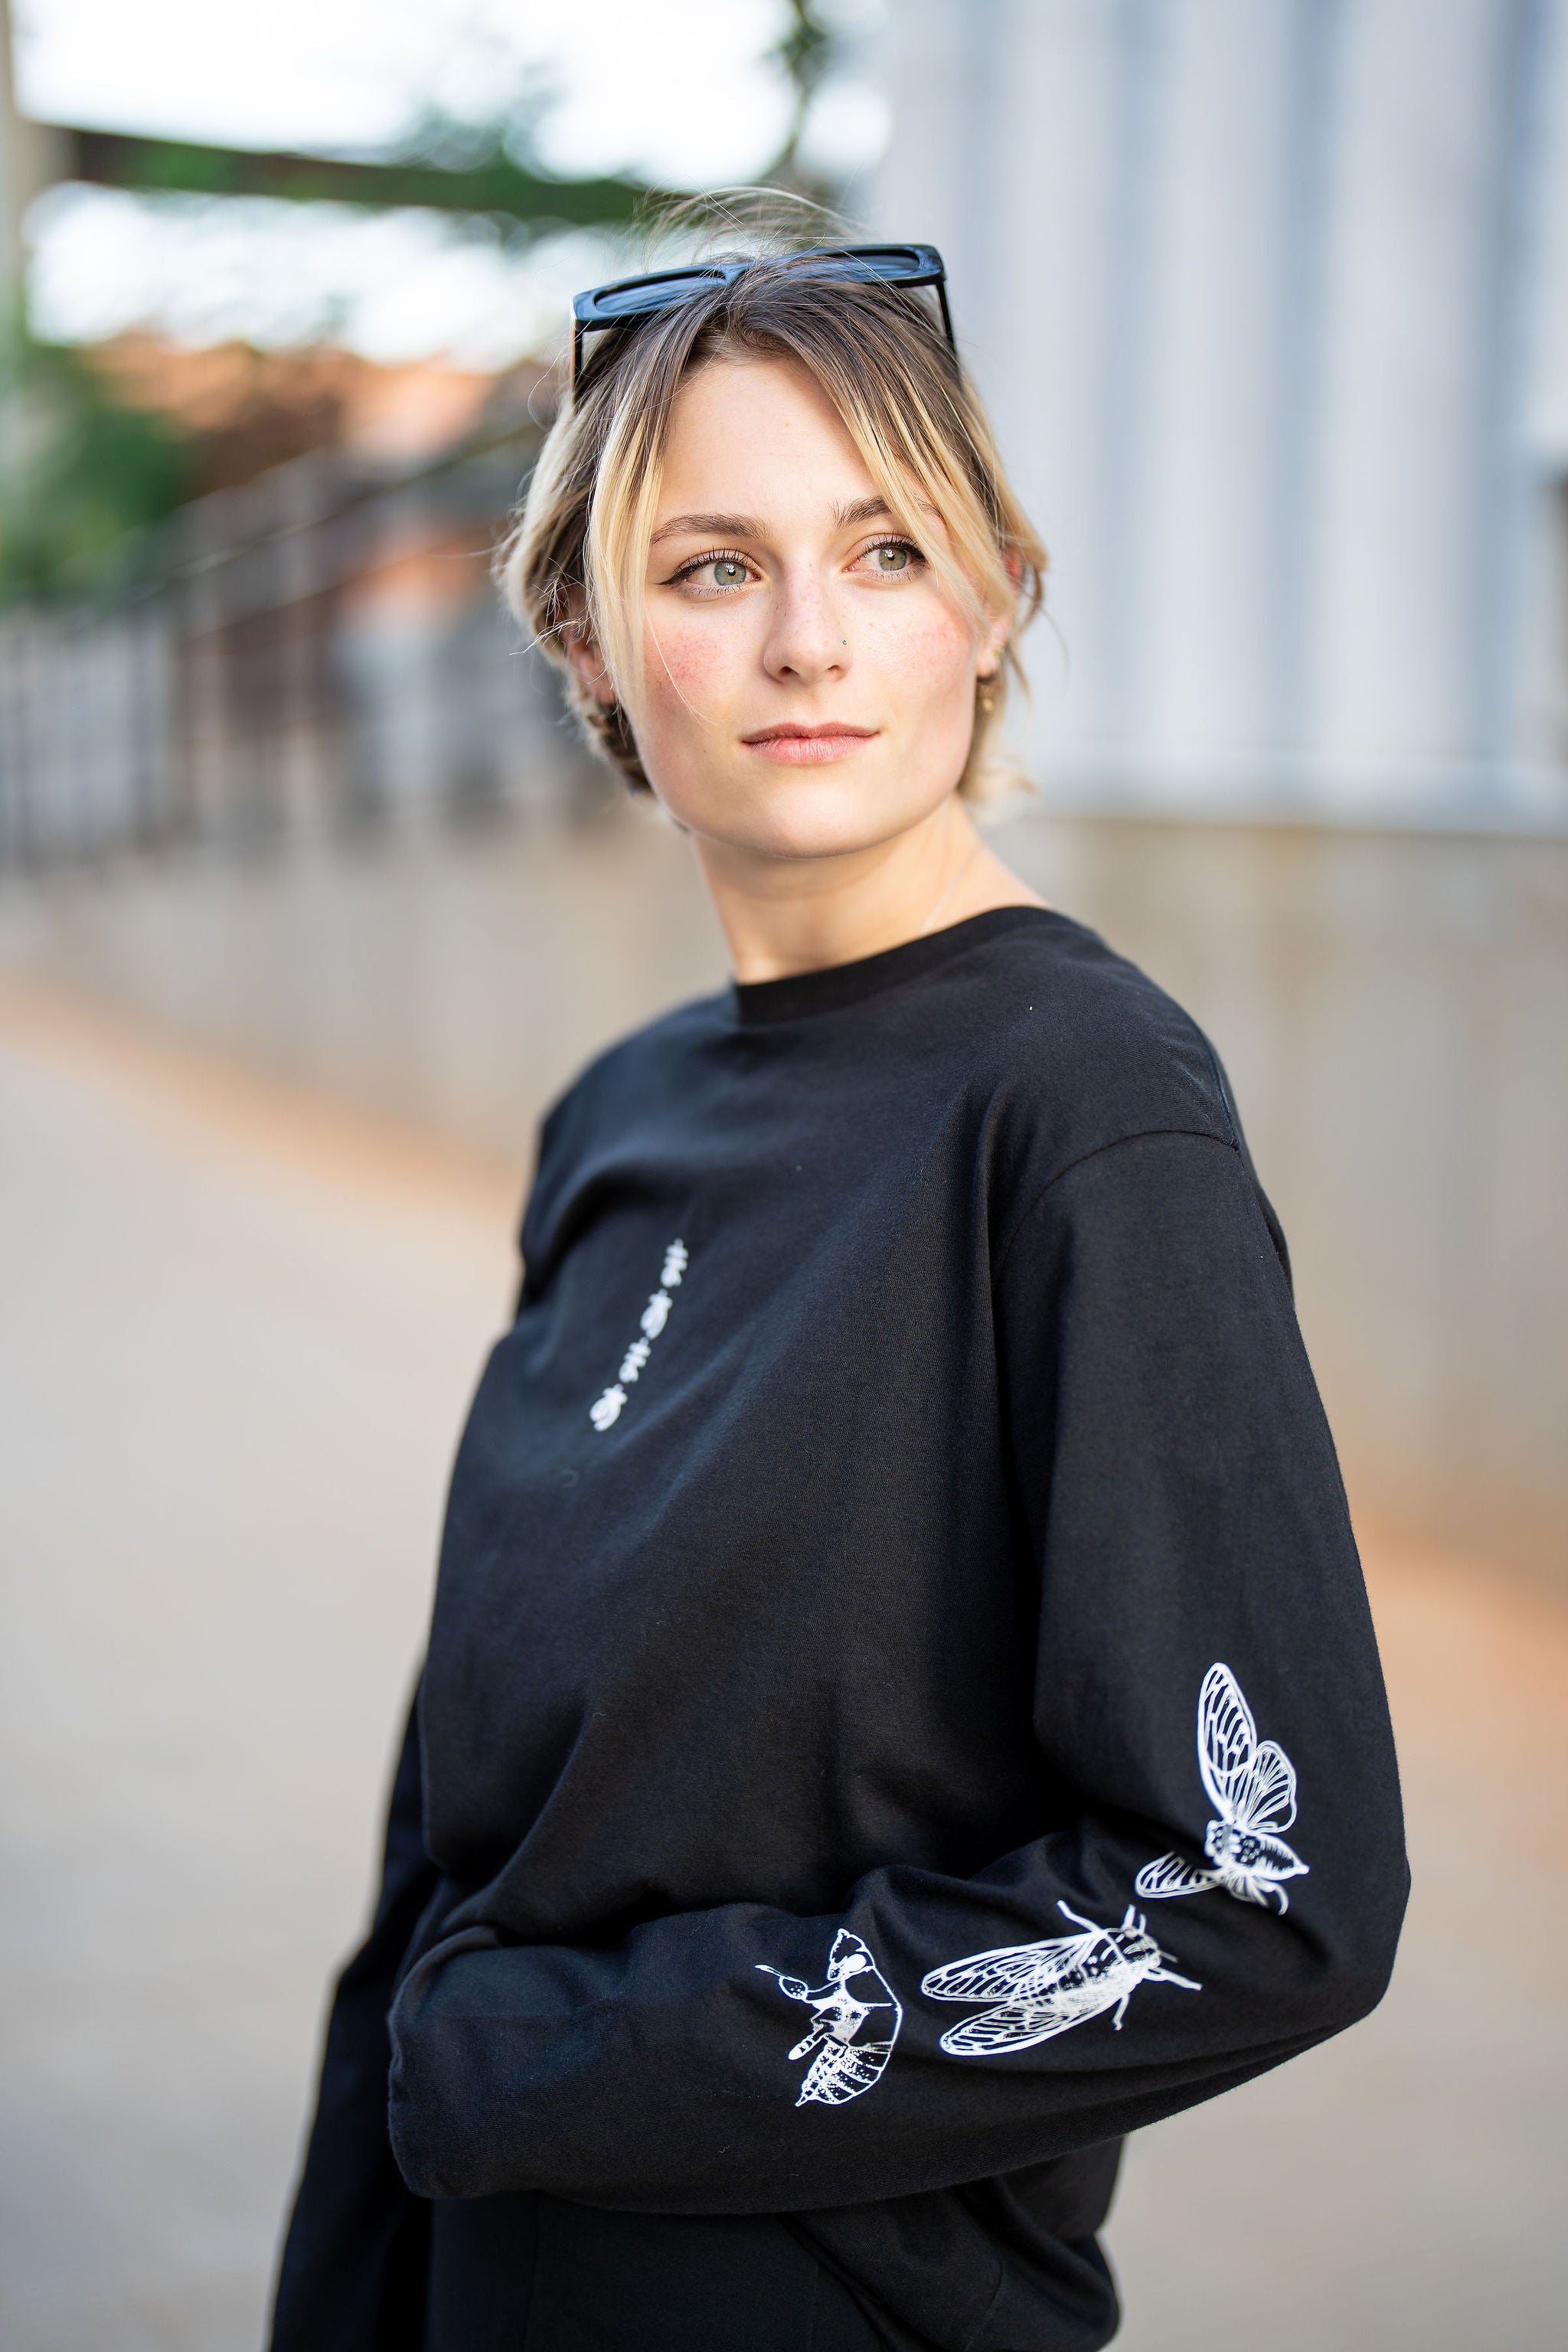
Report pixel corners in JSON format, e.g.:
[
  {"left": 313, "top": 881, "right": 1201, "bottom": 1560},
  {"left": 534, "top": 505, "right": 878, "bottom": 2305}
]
[{"left": 607, "top": 355, "right": 998, "bottom": 861}]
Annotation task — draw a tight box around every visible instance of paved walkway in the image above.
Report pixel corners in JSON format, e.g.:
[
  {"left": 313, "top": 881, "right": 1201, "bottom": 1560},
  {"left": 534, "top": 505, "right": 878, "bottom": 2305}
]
[{"left": 1, "top": 981, "right": 1563, "bottom": 2352}]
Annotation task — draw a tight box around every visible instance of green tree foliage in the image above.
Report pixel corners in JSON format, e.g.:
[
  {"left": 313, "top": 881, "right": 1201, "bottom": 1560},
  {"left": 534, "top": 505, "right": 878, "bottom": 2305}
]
[
  {"left": 65, "top": 2, "right": 844, "bottom": 224},
  {"left": 66, "top": 126, "right": 662, "bottom": 230},
  {"left": 0, "top": 310, "right": 188, "bottom": 605},
  {"left": 770, "top": 0, "right": 837, "bottom": 189}
]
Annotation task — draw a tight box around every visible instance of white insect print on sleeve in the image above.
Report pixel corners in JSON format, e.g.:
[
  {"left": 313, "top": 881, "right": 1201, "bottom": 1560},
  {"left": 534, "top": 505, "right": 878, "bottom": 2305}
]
[
  {"left": 920, "top": 1902, "right": 1200, "bottom": 2056},
  {"left": 589, "top": 1237, "right": 688, "bottom": 1432},
  {"left": 756, "top": 1929, "right": 903, "bottom": 2106},
  {"left": 1135, "top": 1662, "right": 1310, "bottom": 1913}
]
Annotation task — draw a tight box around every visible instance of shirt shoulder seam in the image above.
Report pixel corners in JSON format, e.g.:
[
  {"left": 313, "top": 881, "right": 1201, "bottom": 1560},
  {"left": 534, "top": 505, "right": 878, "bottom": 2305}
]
[{"left": 993, "top": 1124, "right": 1242, "bottom": 1282}]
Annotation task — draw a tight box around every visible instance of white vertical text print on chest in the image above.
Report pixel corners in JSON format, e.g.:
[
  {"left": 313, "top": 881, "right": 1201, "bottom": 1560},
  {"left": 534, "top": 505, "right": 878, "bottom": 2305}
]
[{"left": 589, "top": 1238, "right": 689, "bottom": 1431}]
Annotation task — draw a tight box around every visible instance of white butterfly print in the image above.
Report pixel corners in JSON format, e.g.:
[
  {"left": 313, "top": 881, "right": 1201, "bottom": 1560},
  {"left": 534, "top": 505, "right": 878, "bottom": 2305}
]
[
  {"left": 756, "top": 1929, "right": 903, "bottom": 2106},
  {"left": 920, "top": 1901, "right": 1200, "bottom": 2056},
  {"left": 1135, "top": 1661, "right": 1310, "bottom": 1914}
]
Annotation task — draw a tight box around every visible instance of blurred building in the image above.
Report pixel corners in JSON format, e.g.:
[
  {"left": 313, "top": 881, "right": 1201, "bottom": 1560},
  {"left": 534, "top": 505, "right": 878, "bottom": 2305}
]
[
  {"left": 853, "top": 5, "right": 1568, "bottom": 1588},
  {"left": 871, "top": 0, "right": 1568, "bottom": 825}
]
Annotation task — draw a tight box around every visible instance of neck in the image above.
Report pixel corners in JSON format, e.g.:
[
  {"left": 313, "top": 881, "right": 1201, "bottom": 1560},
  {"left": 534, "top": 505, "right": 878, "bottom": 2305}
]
[{"left": 693, "top": 794, "right": 1046, "bottom": 984}]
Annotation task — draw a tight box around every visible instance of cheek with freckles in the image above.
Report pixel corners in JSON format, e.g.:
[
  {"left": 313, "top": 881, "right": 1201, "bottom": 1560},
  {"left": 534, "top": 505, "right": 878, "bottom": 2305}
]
[
  {"left": 647, "top": 617, "right": 727, "bottom": 697},
  {"left": 639, "top": 615, "right": 752, "bottom": 749},
  {"left": 859, "top": 598, "right": 980, "bottom": 710}
]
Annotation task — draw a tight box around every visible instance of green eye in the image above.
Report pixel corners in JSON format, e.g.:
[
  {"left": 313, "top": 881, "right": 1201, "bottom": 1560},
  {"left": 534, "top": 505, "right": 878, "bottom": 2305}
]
[
  {"left": 710, "top": 558, "right": 748, "bottom": 587},
  {"left": 872, "top": 544, "right": 911, "bottom": 572}
]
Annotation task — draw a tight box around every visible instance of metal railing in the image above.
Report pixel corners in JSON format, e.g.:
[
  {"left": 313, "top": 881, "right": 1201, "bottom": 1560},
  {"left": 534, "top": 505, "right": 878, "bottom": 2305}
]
[{"left": 0, "top": 413, "right": 594, "bottom": 868}]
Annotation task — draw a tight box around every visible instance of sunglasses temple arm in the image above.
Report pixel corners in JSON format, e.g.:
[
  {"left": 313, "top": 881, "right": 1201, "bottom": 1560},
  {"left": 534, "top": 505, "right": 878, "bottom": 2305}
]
[{"left": 935, "top": 279, "right": 956, "bottom": 354}]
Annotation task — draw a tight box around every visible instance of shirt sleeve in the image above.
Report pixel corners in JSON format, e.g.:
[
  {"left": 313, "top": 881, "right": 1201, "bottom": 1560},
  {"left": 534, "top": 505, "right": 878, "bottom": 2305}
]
[
  {"left": 270, "top": 1694, "right": 436, "bottom": 2352},
  {"left": 387, "top": 1131, "right": 1407, "bottom": 2214}
]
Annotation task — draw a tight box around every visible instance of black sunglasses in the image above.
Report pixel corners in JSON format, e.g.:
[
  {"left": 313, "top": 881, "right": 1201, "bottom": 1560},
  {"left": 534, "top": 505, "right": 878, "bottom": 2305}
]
[{"left": 568, "top": 243, "right": 954, "bottom": 391}]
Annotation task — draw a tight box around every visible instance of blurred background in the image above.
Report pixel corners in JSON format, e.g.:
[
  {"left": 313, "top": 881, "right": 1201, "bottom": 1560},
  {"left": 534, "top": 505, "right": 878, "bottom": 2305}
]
[{"left": 0, "top": 2, "right": 1563, "bottom": 2347}]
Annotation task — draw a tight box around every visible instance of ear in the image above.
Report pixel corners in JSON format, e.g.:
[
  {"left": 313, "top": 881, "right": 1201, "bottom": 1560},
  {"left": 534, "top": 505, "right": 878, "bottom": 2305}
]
[
  {"left": 559, "top": 590, "right": 618, "bottom": 709},
  {"left": 977, "top": 549, "right": 1024, "bottom": 682}
]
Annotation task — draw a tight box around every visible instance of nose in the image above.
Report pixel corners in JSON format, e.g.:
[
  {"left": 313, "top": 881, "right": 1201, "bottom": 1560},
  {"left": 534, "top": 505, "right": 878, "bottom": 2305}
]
[{"left": 762, "top": 564, "right": 848, "bottom": 688}]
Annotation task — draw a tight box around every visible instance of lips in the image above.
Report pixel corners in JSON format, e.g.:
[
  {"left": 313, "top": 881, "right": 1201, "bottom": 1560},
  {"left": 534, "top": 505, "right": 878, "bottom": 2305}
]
[{"left": 740, "top": 724, "right": 880, "bottom": 765}]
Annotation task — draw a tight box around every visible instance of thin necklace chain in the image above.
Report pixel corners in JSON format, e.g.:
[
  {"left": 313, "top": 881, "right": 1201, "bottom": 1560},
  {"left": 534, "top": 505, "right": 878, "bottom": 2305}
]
[{"left": 916, "top": 835, "right": 982, "bottom": 938}]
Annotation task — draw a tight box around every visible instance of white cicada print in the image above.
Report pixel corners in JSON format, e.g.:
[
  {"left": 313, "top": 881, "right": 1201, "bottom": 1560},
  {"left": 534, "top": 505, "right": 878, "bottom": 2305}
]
[
  {"left": 1135, "top": 1661, "right": 1310, "bottom": 1914},
  {"left": 920, "top": 1901, "right": 1200, "bottom": 2056},
  {"left": 756, "top": 1929, "right": 903, "bottom": 2106}
]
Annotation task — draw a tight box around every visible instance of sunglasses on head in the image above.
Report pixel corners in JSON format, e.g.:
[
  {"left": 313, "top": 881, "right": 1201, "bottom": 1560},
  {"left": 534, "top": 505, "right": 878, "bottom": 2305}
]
[{"left": 568, "top": 243, "right": 954, "bottom": 392}]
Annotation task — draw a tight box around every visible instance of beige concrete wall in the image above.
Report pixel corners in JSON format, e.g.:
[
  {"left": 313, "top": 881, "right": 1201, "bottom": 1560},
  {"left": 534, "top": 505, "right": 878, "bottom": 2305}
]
[{"left": 1, "top": 802, "right": 1562, "bottom": 1582}]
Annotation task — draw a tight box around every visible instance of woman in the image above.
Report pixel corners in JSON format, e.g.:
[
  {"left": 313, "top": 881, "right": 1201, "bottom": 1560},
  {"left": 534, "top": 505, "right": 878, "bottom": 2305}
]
[{"left": 270, "top": 232, "right": 1406, "bottom": 2352}]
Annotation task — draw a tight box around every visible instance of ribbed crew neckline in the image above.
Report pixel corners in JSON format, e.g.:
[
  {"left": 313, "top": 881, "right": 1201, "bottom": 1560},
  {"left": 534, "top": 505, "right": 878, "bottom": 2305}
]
[{"left": 730, "top": 905, "right": 1063, "bottom": 1027}]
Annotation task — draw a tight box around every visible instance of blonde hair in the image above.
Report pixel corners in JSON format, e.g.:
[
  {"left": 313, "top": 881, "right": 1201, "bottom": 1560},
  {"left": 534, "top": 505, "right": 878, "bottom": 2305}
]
[{"left": 500, "top": 212, "right": 1047, "bottom": 800}]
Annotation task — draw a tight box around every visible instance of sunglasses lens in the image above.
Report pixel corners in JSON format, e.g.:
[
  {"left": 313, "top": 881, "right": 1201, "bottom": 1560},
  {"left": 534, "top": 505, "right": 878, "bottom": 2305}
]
[
  {"left": 810, "top": 250, "right": 926, "bottom": 283},
  {"left": 590, "top": 271, "right": 724, "bottom": 323}
]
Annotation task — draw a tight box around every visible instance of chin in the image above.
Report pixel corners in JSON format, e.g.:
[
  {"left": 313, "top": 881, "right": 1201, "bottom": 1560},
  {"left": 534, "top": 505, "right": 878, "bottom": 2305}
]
[{"left": 668, "top": 764, "right": 949, "bottom": 863}]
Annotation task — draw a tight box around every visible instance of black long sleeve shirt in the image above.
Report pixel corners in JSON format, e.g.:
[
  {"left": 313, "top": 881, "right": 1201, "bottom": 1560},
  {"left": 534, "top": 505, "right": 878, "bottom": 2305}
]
[{"left": 272, "top": 906, "right": 1406, "bottom": 2352}]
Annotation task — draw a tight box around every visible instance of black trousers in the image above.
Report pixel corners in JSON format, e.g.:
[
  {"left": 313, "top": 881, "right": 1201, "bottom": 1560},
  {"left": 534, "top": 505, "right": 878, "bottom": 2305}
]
[{"left": 423, "top": 2194, "right": 889, "bottom": 2352}]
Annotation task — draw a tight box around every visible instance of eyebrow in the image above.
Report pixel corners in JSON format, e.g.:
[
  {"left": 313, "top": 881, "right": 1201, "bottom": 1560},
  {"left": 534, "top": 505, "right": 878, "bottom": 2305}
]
[
  {"left": 650, "top": 511, "right": 761, "bottom": 546},
  {"left": 648, "top": 496, "right": 897, "bottom": 547},
  {"left": 835, "top": 496, "right": 894, "bottom": 528}
]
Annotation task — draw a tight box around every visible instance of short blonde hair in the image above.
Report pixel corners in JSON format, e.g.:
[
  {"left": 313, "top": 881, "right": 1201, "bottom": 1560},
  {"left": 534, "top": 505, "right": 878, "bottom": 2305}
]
[{"left": 500, "top": 241, "right": 1047, "bottom": 799}]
